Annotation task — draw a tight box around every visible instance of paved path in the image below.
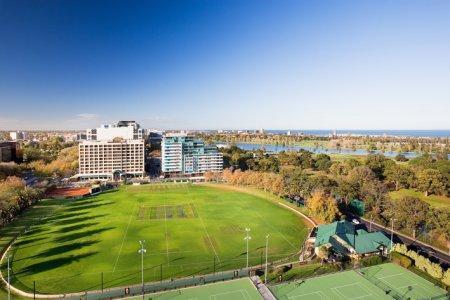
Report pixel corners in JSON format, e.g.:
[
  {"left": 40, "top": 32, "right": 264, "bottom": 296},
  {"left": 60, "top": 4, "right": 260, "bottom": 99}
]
[{"left": 250, "top": 276, "right": 276, "bottom": 300}]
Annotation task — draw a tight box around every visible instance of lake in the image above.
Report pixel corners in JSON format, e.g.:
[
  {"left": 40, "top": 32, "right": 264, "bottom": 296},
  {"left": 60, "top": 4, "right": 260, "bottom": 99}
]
[{"left": 234, "top": 143, "right": 421, "bottom": 158}]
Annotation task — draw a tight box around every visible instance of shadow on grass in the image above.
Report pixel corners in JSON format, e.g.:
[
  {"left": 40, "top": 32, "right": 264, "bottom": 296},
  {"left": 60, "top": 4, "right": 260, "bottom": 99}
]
[
  {"left": 15, "top": 252, "right": 99, "bottom": 276},
  {"left": 55, "top": 222, "right": 99, "bottom": 233},
  {"left": 46, "top": 211, "right": 88, "bottom": 222},
  {"left": 34, "top": 240, "right": 100, "bottom": 258},
  {"left": 14, "top": 236, "right": 48, "bottom": 247},
  {"left": 65, "top": 202, "right": 113, "bottom": 213},
  {"left": 53, "top": 214, "right": 107, "bottom": 226},
  {"left": 54, "top": 227, "right": 115, "bottom": 243},
  {"left": 13, "top": 240, "right": 99, "bottom": 262}
]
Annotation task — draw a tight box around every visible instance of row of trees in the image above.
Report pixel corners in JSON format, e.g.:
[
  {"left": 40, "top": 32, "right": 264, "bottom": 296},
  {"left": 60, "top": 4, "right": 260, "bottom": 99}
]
[
  {"left": 0, "top": 176, "right": 43, "bottom": 227},
  {"left": 222, "top": 146, "right": 448, "bottom": 197},
  {"left": 217, "top": 147, "right": 449, "bottom": 249}
]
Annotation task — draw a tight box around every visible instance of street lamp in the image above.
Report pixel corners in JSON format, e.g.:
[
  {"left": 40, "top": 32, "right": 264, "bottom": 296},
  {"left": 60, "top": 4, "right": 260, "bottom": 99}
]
[
  {"left": 244, "top": 228, "right": 251, "bottom": 269},
  {"left": 265, "top": 234, "right": 269, "bottom": 284},
  {"left": 138, "top": 240, "right": 147, "bottom": 299}
]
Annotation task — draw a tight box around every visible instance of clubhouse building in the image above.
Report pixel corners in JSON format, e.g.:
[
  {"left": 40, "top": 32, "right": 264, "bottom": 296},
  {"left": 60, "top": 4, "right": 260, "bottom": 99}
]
[{"left": 314, "top": 220, "right": 391, "bottom": 259}]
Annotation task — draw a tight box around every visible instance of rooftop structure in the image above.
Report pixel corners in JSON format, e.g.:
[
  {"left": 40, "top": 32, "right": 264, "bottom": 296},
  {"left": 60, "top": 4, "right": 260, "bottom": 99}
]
[
  {"left": 86, "top": 121, "right": 145, "bottom": 141},
  {"left": 314, "top": 220, "right": 391, "bottom": 258}
]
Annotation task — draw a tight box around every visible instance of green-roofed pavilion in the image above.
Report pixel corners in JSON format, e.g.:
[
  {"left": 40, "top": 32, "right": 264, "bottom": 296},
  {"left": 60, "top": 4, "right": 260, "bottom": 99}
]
[{"left": 314, "top": 220, "right": 391, "bottom": 258}]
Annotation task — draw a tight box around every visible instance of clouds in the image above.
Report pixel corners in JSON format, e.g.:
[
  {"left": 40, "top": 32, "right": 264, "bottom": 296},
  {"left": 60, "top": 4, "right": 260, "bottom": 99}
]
[{"left": 73, "top": 113, "right": 100, "bottom": 121}]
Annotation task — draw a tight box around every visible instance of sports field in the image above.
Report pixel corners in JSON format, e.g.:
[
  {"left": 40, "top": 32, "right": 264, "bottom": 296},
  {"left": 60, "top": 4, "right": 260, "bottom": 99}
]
[
  {"left": 126, "top": 278, "right": 262, "bottom": 300},
  {"left": 2, "top": 183, "right": 308, "bottom": 294},
  {"left": 270, "top": 263, "right": 447, "bottom": 300}
]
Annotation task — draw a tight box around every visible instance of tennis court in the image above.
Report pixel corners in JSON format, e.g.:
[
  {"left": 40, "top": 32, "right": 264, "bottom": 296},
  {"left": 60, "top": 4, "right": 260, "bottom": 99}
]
[
  {"left": 270, "top": 263, "right": 448, "bottom": 300},
  {"left": 126, "top": 278, "right": 262, "bottom": 299},
  {"left": 360, "top": 263, "right": 447, "bottom": 299}
]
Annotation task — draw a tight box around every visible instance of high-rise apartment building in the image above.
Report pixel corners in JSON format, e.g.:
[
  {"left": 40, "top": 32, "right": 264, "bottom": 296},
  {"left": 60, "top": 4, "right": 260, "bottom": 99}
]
[
  {"left": 78, "top": 121, "right": 146, "bottom": 181},
  {"left": 161, "top": 133, "right": 223, "bottom": 176}
]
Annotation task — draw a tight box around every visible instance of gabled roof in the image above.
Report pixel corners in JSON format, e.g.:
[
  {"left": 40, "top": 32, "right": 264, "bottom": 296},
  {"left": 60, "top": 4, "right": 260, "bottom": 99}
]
[
  {"left": 315, "top": 220, "right": 355, "bottom": 248},
  {"left": 315, "top": 220, "right": 391, "bottom": 255},
  {"left": 353, "top": 232, "right": 391, "bottom": 254}
]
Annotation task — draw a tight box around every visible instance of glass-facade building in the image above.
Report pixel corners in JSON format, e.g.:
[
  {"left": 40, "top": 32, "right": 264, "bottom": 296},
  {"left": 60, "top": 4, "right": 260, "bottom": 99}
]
[{"left": 161, "top": 133, "right": 223, "bottom": 175}]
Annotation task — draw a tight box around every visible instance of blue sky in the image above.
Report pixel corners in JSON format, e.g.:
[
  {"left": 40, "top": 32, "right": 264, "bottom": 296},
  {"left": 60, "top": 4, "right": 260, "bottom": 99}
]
[{"left": 0, "top": 0, "right": 449, "bottom": 130}]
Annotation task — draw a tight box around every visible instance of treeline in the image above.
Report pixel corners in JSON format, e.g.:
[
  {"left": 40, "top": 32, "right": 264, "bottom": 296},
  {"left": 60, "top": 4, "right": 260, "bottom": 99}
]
[
  {"left": 28, "top": 146, "right": 78, "bottom": 177},
  {"left": 215, "top": 146, "right": 449, "bottom": 249},
  {"left": 0, "top": 176, "right": 43, "bottom": 227}
]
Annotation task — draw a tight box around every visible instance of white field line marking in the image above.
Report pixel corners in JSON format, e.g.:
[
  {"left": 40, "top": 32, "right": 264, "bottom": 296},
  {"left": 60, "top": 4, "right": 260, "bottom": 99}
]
[
  {"left": 288, "top": 291, "right": 327, "bottom": 299},
  {"left": 243, "top": 289, "right": 252, "bottom": 300},
  {"left": 185, "top": 185, "right": 221, "bottom": 263},
  {"left": 332, "top": 282, "right": 373, "bottom": 300},
  {"left": 210, "top": 289, "right": 246, "bottom": 300},
  {"left": 377, "top": 273, "right": 403, "bottom": 280},
  {"left": 253, "top": 210, "right": 297, "bottom": 250},
  {"left": 112, "top": 204, "right": 136, "bottom": 272},
  {"left": 163, "top": 194, "right": 170, "bottom": 265}
]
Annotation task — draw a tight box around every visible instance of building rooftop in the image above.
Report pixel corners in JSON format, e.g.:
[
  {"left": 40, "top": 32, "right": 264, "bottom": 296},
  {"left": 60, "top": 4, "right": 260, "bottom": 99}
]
[{"left": 315, "top": 220, "right": 391, "bottom": 255}]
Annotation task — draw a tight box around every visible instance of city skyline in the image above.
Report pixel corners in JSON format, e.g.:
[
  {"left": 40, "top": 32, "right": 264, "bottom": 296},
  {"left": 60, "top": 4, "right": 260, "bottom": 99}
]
[{"left": 1, "top": 1, "right": 450, "bottom": 130}]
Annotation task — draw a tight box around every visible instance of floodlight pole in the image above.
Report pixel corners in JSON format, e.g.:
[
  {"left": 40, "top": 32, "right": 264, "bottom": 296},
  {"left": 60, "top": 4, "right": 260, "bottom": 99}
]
[
  {"left": 7, "top": 255, "right": 10, "bottom": 300},
  {"left": 390, "top": 219, "right": 396, "bottom": 258},
  {"left": 265, "top": 234, "right": 269, "bottom": 284},
  {"left": 244, "top": 228, "right": 251, "bottom": 270},
  {"left": 138, "top": 240, "right": 146, "bottom": 300}
]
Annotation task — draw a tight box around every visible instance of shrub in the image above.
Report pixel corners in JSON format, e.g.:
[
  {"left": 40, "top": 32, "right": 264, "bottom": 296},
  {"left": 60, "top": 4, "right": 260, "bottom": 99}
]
[
  {"left": 360, "top": 255, "right": 383, "bottom": 267},
  {"left": 391, "top": 243, "right": 444, "bottom": 280},
  {"left": 442, "top": 269, "right": 450, "bottom": 286},
  {"left": 391, "top": 252, "right": 412, "bottom": 268}
]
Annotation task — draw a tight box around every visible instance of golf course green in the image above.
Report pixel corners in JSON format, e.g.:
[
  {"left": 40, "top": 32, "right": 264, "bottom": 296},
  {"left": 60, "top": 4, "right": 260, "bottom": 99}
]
[{"left": 2, "top": 183, "right": 308, "bottom": 294}]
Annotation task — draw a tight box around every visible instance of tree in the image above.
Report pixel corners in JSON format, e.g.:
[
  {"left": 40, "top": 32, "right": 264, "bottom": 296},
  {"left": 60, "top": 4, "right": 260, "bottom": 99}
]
[
  {"left": 314, "top": 154, "right": 332, "bottom": 172},
  {"left": 383, "top": 163, "right": 414, "bottom": 190},
  {"left": 282, "top": 168, "right": 312, "bottom": 199},
  {"left": 365, "top": 154, "right": 388, "bottom": 179},
  {"left": 389, "top": 197, "right": 430, "bottom": 233},
  {"left": 335, "top": 179, "right": 359, "bottom": 204},
  {"left": 298, "top": 150, "right": 314, "bottom": 169},
  {"left": 417, "top": 169, "right": 447, "bottom": 196},
  {"left": 306, "top": 190, "right": 340, "bottom": 223},
  {"left": 395, "top": 154, "right": 408, "bottom": 162}
]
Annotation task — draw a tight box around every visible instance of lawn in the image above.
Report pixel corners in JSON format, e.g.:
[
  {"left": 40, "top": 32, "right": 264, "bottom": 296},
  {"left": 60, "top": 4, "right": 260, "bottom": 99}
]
[
  {"left": 270, "top": 263, "right": 447, "bottom": 300},
  {"left": 1, "top": 183, "right": 308, "bottom": 295},
  {"left": 389, "top": 188, "right": 450, "bottom": 209}
]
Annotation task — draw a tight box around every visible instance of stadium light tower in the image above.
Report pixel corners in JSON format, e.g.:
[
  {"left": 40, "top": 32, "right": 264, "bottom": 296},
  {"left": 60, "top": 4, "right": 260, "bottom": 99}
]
[
  {"left": 138, "top": 240, "right": 147, "bottom": 299},
  {"left": 244, "top": 228, "right": 251, "bottom": 269},
  {"left": 265, "top": 234, "right": 269, "bottom": 284}
]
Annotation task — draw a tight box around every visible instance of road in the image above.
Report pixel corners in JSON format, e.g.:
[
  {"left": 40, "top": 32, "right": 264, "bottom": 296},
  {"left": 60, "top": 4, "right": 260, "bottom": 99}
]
[{"left": 356, "top": 216, "right": 450, "bottom": 266}]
